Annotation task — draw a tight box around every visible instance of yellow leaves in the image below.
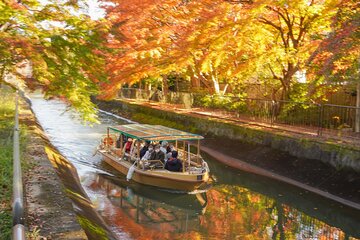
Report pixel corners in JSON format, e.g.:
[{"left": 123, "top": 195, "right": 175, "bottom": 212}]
[{"left": 137, "top": 49, "right": 162, "bottom": 60}]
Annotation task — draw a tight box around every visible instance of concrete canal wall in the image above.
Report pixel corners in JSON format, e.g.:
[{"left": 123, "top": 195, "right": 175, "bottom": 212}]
[
  {"left": 95, "top": 99, "right": 360, "bottom": 172},
  {"left": 18, "top": 93, "right": 87, "bottom": 239}
]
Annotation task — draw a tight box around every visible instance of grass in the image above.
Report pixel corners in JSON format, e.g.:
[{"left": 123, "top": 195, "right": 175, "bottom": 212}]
[
  {"left": 0, "top": 86, "right": 33, "bottom": 239},
  {"left": 0, "top": 86, "right": 16, "bottom": 240}
]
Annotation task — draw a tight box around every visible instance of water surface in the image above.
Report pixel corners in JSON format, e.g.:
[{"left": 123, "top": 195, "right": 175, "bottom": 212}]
[{"left": 30, "top": 94, "right": 360, "bottom": 240}]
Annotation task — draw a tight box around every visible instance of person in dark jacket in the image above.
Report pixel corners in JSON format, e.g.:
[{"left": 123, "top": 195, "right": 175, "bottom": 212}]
[
  {"left": 151, "top": 144, "right": 165, "bottom": 164},
  {"left": 140, "top": 141, "right": 151, "bottom": 158},
  {"left": 165, "top": 151, "right": 182, "bottom": 172}
]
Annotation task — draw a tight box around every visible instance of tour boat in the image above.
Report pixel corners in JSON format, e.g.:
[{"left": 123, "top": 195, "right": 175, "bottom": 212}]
[{"left": 96, "top": 124, "right": 210, "bottom": 192}]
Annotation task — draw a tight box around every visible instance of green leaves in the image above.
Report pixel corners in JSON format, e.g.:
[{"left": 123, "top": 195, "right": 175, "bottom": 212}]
[{"left": 0, "top": 0, "right": 109, "bottom": 123}]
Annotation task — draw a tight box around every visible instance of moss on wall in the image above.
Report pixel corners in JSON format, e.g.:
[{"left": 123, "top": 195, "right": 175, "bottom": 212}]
[{"left": 95, "top": 99, "right": 360, "bottom": 172}]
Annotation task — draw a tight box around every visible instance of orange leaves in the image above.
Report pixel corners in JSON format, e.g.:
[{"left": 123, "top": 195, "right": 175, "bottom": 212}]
[
  {"left": 99, "top": 0, "right": 357, "bottom": 101},
  {"left": 308, "top": 0, "right": 360, "bottom": 82}
]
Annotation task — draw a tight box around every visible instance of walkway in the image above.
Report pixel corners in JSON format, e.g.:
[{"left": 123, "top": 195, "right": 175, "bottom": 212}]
[{"left": 122, "top": 98, "right": 360, "bottom": 149}]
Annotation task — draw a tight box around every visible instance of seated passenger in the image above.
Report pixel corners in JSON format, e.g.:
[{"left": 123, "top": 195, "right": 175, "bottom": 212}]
[
  {"left": 165, "top": 151, "right": 182, "bottom": 172},
  {"left": 166, "top": 144, "right": 175, "bottom": 160},
  {"left": 166, "top": 143, "right": 174, "bottom": 154},
  {"left": 140, "top": 141, "right": 150, "bottom": 159},
  {"left": 151, "top": 144, "right": 165, "bottom": 164},
  {"left": 141, "top": 144, "right": 154, "bottom": 160},
  {"left": 116, "top": 135, "right": 121, "bottom": 148},
  {"left": 160, "top": 141, "right": 169, "bottom": 161},
  {"left": 124, "top": 138, "right": 133, "bottom": 153}
]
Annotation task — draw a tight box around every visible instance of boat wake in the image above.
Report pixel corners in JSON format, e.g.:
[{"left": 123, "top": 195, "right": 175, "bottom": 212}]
[{"left": 98, "top": 109, "right": 137, "bottom": 123}]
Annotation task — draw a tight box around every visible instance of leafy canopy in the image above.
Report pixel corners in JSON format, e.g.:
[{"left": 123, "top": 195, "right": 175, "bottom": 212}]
[{"left": 0, "top": 0, "right": 109, "bottom": 122}]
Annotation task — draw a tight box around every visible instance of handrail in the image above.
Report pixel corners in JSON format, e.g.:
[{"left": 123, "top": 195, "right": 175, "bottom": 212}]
[{"left": 12, "top": 91, "right": 25, "bottom": 239}]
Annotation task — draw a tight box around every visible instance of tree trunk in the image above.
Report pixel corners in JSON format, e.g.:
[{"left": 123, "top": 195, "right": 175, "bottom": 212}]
[
  {"left": 162, "top": 75, "right": 168, "bottom": 102},
  {"left": 222, "top": 84, "right": 229, "bottom": 95},
  {"left": 188, "top": 66, "right": 200, "bottom": 88},
  {"left": 211, "top": 75, "right": 220, "bottom": 94},
  {"left": 191, "top": 75, "right": 201, "bottom": 88},
  {"left": 356, "top": 81, "right": 360, "bottom": 133}
]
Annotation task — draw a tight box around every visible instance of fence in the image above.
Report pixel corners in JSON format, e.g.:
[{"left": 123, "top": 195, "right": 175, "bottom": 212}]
[
  {"left": 118, "top": 88, "right": 360, "bottom": 139},
  {"left": 12, "top": 91, "right": 26, "bottom": 239}
]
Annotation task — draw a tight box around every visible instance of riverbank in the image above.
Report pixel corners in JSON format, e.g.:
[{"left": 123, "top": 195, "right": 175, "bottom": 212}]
[
  {"left": 95, "top": 98, "right": 360, "bottom": 172},
  {"left": 21, "top": 97, "right": 87, "bottom": 239},
  {"left": 0, "top": 86, "right": 86, "bottom": 239},
  {"left": 94, "top": 98, "right": 360, "bottom": 205}
]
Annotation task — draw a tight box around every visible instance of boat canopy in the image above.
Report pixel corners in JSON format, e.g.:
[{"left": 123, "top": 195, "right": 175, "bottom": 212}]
[{"left": 108, "top": 124, "right": 204, "bottom": 141}]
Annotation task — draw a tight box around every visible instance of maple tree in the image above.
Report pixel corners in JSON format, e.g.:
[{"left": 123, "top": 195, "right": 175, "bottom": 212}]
[
  {"left": 0, "top": 0, "right": 109, "bottom": 122},
  {"left": 100, "top": 0, "right": 249, "bottom": 96},
  {"left": 307, "top": 0, "right": 360, "bottom": 131},
  {"left": 101, "top": 0, "right": 358, "bottom": 104},
  {"left": 308, "top": 0, "right": 359, "bottom": 84},
  {"left": 243, "top": 0, "right": 340, "bottom": 101}
]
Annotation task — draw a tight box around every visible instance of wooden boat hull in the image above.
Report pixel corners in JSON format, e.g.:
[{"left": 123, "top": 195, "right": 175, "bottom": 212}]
[{"left": 99, "top": 150, "right": 209, "bottom": 192}]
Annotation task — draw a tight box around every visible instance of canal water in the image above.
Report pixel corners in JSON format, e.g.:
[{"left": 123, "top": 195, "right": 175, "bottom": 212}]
[{"left": 29, "top": 94, "right": 360, "bottom": 240}]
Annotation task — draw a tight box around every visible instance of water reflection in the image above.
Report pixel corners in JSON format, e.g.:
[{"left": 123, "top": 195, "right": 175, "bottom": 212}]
[
  {"left": 91, "top": 174, "right": 206, "bottom": 231},
  {"left": 29, "top": 94, "right": 360, "bottom": 240}
]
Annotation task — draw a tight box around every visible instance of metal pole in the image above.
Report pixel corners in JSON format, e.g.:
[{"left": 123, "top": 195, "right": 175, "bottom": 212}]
[
  {"left": 271, "top": 100, "right": 275, "bottom": 126},
  {"left": 182, "top": 141, "right": 185, "bottom": 173},
  {"left": 317, "top": 104, "right": 324, "bottom": 137},
  {"left": 355, "top": 82, "right": 360, "bottom": 133},
  {"left": 12, "top": 91, "right": 25, "bottom": 240},
  {"left": 197, "top": 140, "right": 200, "bottom": 165},
  {"left": 187, "top": 142, "right": 191, "bottom": 173}
]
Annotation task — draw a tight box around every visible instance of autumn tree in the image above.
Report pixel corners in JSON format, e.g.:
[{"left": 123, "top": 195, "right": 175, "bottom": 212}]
[
  {"left": 102, "top": 0, "right": 356, "bottom": 103},
  {"left": 307, "top": 0, "right": 360, "bottom": 131},
  {"left": 102, "top": 0, "right": 259, "bottom": 95},
  {"left": 0, "top": 0, "right": 109, "bottom": 122},
  {"left": 242, "top": 0, "right": 339, "bottom": 101}
]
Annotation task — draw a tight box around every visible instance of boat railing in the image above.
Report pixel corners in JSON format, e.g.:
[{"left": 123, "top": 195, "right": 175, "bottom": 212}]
[
  {"left": 103, "top": 135, "right": 206, "bottom": 173},
  {"left": 178, "top": 149, "right": 202, "bottom": 165}
]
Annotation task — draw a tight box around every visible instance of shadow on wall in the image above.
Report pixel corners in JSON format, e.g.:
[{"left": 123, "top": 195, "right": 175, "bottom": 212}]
[{"left": 44, "top": 145, "right": 116, "bottom": 240}]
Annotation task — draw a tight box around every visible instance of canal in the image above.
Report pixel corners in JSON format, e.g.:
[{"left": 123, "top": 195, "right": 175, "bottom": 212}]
[{"left": 30, "top": 93, "right": 360, "bottom": 240}]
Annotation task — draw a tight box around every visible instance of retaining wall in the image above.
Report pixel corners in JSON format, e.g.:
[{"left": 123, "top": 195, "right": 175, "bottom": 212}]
[{"left": 95, "top": 99, "right": 360, "bottom": 172}]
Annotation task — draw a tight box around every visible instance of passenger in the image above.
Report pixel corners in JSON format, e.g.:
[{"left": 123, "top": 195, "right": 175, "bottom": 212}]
[
  {"left": 124, "top": 138, "right": 133, "bottom": 153},
  {"left": 166, "top": 143, "right": 175, "bottom": 160},
  {"left": 116, "top": 135, "right": 121, "bottom": 148},
  {"left": 140, "top": 141, "right": 150, "bottom": 158},
  {"left": 141, "top": 144, "right": 154, "bottom": 160},
  {"left": 151, "top": 144, "right": 165, "bottom": 164},
  {"left": 122, "top": 134, "right": 128, "bottom": 144},
  {"left": 140, "top": 144, "right": 154, "bottom": 169},
  {"left": 166, "top": 143, "right": 174, "bottom": 153},
  {"left": 165, "top": 151, "right": 182, "bottom": 172},
  {"left": 160, "top": 141, "right": 168, "bottom": 161}
]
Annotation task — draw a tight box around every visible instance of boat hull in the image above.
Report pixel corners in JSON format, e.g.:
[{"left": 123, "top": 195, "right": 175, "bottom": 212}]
[{"left": 99, "top": 151, "right": 209, "bottom": 192}]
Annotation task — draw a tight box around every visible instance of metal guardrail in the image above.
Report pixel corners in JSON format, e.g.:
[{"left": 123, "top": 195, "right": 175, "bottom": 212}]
[{"left": 12, "top": 91, "right": 25, "bottom": 239}]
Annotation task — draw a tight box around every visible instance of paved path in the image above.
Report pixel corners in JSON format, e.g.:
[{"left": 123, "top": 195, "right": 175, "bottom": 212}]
[{"left": 123, "top": 98, "right": 360, "bottom": 149}]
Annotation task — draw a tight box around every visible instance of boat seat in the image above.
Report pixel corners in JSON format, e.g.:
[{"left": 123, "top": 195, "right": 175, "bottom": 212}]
[{"left": 147, "top": 160, "right": 165, "bottom": 170}]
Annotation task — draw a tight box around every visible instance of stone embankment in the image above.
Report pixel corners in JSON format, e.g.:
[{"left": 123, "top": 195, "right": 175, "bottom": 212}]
[
  {"left": 19, "top": 95, "right": 86, "bottom": 239},
  {"left": 95, "top": 98, "right": 360, "bottom": 173},
  {"left": 94, "top": 98, "right": 360, "bottom": 209}
]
